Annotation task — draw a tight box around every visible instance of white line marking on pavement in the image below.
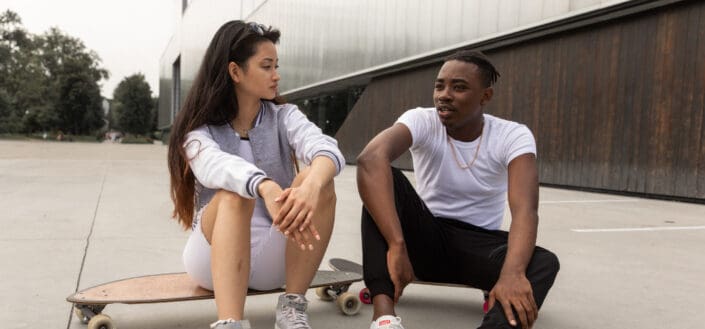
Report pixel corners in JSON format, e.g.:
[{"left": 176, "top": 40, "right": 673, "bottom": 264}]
[
  {"left": 572, "top": 226, "right": 705, "bottom": 233},
  {"left": 541, "top": 199, "right": 639, "bottom": 204}
]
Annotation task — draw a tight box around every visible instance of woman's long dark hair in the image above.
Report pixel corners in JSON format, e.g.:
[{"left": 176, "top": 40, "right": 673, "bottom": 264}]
[{"left": 168, "top": 21, "right": 281, "bottom": 229}]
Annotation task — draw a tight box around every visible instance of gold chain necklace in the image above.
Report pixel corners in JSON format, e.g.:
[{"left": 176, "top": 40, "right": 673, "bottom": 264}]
[{"left": 447, "top": 128, "right": 483, "bottom": 169}]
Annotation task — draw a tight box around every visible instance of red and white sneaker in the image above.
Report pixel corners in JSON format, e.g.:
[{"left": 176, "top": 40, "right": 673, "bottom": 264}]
[{"left": 369, "top": 315, "right": 404, "bottom": 329}]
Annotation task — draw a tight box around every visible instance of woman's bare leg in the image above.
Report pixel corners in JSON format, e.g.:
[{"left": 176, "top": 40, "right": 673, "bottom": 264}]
[
  {"left": 200, "top": 190, "right": 254, "bottom": 320},
  {"left": 284, "top": 168, "right": 336, "bottom": 293}
]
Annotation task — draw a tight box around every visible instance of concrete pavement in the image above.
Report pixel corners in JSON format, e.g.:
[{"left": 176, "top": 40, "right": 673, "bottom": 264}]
[{"left": 0, "top": 139, "right": 703, "bottom": 329}]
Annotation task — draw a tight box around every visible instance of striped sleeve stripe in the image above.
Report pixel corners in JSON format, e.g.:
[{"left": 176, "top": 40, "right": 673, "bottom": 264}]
[
  {"left": 314, "top": 150, "right": 342, "bottom": 174},
  {"left": 246, "top": 172, "right": 267, "bottom": 198}
]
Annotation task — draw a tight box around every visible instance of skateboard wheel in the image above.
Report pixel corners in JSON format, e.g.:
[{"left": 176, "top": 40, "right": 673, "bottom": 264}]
[
  {"left": 359, "top": 287, "right": 372, "bottom": 304},
  {"left": 315, "top": 287, "right": 334, "bottom": 301},
  {"left": 87, "top": 314, "right": 114, "bottom": 329},
  {"left": 337, "top": 292, "right": 361, "bottom": 316}
]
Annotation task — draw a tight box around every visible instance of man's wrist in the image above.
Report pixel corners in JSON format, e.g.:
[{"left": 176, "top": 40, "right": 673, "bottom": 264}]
[
  {"left": 388, "top": 239, "right": 406, "bottom": 250},
  {"left": 499, "top": 267, "right": 526, "bottom": 278}
]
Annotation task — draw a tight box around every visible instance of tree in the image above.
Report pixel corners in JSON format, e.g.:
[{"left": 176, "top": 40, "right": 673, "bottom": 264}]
[
  {"left": 0, "top": 10, "right": 47, "bottom": 133},
  {"left": 0, "top": 88, "right": 20, "bottom": 133},
  {"left": 56, "top": 62, "right": 104, "bottom": 134},
  {"left": 38, "top": 27, "right": 108, "bottom": 135},
  {"left": 112, "top": 74, "right": 153, "bottom": 135},
  {"left": 0, "top": 10, "right": 109, "bottom": 135}
]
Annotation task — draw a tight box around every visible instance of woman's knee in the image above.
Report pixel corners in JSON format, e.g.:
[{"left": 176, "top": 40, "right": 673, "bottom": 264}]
[
  {"left": 201, "top": 190, "right": 254, "bottom": 242},
  {"left": 212, "top": 190, "right": 255, "bottom": 210}
]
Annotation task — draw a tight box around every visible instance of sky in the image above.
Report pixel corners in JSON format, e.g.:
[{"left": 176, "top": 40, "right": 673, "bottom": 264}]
[{"left": 1, "top": 0, "right": 178, "bottom": 98}]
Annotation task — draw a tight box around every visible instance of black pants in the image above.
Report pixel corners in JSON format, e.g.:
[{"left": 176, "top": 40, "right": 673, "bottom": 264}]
[{"left": 361, "top": 167, "right": 560, "bottom": 329}]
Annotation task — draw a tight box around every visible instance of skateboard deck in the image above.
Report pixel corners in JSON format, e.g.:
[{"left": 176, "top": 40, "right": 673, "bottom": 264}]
[
  {"left": 329, "top": 258, "right": 488, "bottom": 310},
  {"left": 68, "top": 269, "right": 362, "bottom": 328}
]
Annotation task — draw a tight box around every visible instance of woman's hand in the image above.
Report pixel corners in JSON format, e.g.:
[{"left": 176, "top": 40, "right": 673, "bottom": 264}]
[
  {"left": 259, "top": 180, "right": 314, "bottom": 250},
  {"left": 273, "top": 180, "right": 321, "bottom": 250}
]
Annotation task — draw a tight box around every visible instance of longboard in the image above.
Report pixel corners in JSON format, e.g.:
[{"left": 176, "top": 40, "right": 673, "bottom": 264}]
[
  {"left": 68, "top": 269, "right": 362, "bottom": 329},
  {"left": 329, "top": 258, "right": 489, "bottom": 312}
]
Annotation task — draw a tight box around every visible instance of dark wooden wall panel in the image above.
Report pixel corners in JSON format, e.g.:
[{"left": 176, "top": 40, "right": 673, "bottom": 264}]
[
  {"left": 697, "top": 5, "right": 705, "bottom": 198},
  {"left": 335, "top": 66, "right": 437, "bottom": 167},
  {"left": 335, "top": 0, "right": 705, "bottom": 200}
]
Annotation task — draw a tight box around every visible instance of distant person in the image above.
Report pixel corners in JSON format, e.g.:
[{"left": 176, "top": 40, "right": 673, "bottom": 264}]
[
  {"left": 167, "top": 20, "right": 344, "bottom": 329},
  {"left": 356, "top": 50, "right": 559, "bottom": 329}
]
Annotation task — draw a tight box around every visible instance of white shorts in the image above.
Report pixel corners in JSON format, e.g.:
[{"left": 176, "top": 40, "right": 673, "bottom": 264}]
[{"left": 182, "top": 205, "right": 288, "bottom": 291}]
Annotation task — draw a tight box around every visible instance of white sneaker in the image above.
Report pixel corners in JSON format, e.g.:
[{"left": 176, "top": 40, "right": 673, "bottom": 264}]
[
  {"left": 369, "top": 315, "right": 404, "bottom": 329},
  {"left": 275, "top": 293, "right": 311, "bottom": 329},
  {"left": 210, "top": 319, "right": 251, "bottom": 329}
]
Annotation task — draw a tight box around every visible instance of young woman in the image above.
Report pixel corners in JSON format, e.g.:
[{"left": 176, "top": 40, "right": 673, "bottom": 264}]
[{"left": 167, "top": 20, "right": 344, "bottom": 329}]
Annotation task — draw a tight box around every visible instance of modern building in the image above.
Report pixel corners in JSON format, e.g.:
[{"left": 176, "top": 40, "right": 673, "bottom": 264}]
[{"left": 159, "top": 0, "right": 705, "bottom": 201}]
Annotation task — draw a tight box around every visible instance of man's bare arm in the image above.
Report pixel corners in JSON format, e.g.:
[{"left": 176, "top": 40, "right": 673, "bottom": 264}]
[
  {"left": 356, "top": 123, "right": 413, "bottom": 302},
  {"left": 490, "top": 153, "right": 540, "bottom": 329}
]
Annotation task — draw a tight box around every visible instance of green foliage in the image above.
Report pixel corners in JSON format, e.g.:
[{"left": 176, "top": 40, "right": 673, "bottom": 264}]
[
  {"left": 112, "top": 74, "right": 153, "bottom": 135},
  {"left": 40, "top": 28, "right": 108, "bottom": 134},
  {"left": 56, "top": 62, "right": 104, "bottom": 134},
  {"left": 0, "top": 9, "right": 40, "bottom": 133},
  {"left": 0, "top": 10, "right": 109, "bottom": 135}
]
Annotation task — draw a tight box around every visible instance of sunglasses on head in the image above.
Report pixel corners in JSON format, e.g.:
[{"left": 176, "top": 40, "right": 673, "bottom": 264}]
[{"left": 248, "top": 22, "right": 266, "bottom": 35}]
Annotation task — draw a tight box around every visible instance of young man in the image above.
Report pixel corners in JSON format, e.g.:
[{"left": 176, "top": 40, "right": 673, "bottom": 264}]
[{"left": 356, "top": 50, "right": 559, "bottom": 329}]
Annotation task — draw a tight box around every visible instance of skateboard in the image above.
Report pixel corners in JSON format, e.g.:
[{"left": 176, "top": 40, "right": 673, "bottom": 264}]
[
  {"left": 67, "top": 270, "right": 362, "bottom": 329},
  {"left": 329, "top": 258, "right": 489, "bottom": 313}
]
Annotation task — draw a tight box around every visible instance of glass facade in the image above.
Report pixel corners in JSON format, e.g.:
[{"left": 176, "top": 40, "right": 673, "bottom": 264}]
[{"left": 291, "top": 86, "right": 364, "bottom": 137}]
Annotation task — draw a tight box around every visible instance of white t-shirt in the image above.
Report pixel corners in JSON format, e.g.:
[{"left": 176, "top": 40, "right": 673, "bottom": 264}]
[{"left": 396, "top": 107, "right": 536, "bottom": 230}]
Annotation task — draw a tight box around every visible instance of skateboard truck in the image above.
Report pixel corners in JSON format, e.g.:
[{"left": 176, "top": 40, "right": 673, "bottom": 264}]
[
  {"left": 74, "top": 304, "right": 102, "bottom": 323},
  {"left": 315, "top": 284, "right": 361, "bottom": 315},
  {"left": 74, "top": 304, "right": 113, "bottom": 329}
]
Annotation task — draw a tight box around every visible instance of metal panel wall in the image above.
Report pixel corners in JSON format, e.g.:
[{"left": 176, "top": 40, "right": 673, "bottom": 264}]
[
  {"left": 159, "top": 0, "right": 631, "bottom": 128},
  {"left": 157, "top": 36, "right": 179, "bottom": 129},
  {"left": 246, "top": 0, "right": 630, "bottom": 93}
]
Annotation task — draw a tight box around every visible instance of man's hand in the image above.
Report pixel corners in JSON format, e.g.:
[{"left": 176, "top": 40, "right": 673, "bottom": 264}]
[
  {"left": 488, "top": 273, "right": 538, "bottom": 329},
  {"left": 387, "top": 243, "right": 415, "bottom": 303}
]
